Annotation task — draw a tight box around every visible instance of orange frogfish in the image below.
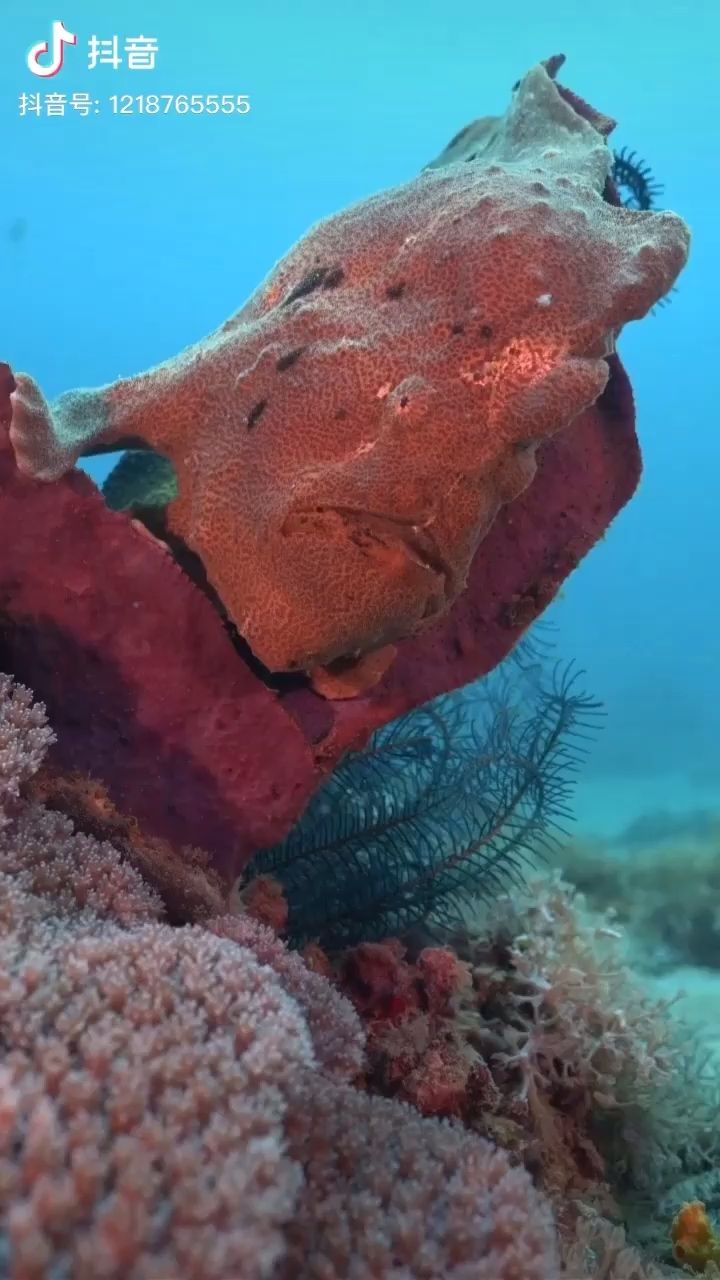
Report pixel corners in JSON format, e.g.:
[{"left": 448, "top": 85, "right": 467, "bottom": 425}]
[
  {"left": 7, "top": 59, "right": 689, "bottom": 697},
  {"left": 671, "top": 1200, "right": 720, "bottom": 1273}
]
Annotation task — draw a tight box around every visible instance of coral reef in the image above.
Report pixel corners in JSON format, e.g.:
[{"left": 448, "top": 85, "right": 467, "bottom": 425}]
[
  {"left": 0, "top": 673, "right": 562, "bottom": 1279},
  {"left": 4, "top": 673, "right": 711, "bottom": 1280},
  {"left": 0, "top": 56, "right": 699, "bottom": 1279},
  {"left": 562, "top": 1210, "right": 671, "bottom": 1279},
  {"left": 315, "top": 877, "right": 715, "bottom": 1278},
  {"left": 328, "top": 881, "right": 678, "bottom": 1209},
  {"left": 5, "top": 672, "right": 699, "bottom": 1280},
  {"left": 555, "top": 826, "right": 720, "bottom": 1266},
  {"left": 7, "top": 59, "right": 687, "bottom": 701}
]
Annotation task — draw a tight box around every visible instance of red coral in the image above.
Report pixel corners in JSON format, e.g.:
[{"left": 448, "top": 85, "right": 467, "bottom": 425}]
[
  {"left": 341, "top": 939, "right": 422, "bottom": 1021},
  {"left": 333, "top": 880, "right": 680, "bottom": 1238},
  {"left": 411, "top": 1044, "right": 473, "bottom": 1116},
  {"left": 339, "top": 940, "right": 468, "bottom": 1022},
  {"left": 336, "top": 940, "right": 482, "bottom": 1117},
  {"left": 417, "top": 944, "right": 470, "bottom": 1013}
]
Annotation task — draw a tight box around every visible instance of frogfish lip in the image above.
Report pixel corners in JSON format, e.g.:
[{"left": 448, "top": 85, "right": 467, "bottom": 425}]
[{"left": 282, "top": 503, "right": 455, "bottom": 612}]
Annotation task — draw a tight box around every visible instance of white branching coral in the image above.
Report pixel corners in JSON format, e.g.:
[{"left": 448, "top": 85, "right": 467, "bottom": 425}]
[{"left": 0, "top": 674, "right": 54, "bottom": 828}]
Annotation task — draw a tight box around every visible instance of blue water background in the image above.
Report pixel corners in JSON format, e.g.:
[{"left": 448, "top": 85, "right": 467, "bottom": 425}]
[{"left": 2, "top": 1, "right": 718, "bottom": 837}]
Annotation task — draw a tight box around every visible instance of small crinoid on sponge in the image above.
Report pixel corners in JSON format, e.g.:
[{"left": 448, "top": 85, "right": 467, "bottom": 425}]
[{"left": 7, "top": 56, "right": 689, "bottom": 697}]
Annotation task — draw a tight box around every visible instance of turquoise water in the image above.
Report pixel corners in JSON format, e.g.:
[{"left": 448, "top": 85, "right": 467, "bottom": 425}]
[
  {"left": 3, "top": 9, "right": 720, "bottom": 1276},
  {"left": 2, "top": 0, "right": 717, "bottom": 831}
]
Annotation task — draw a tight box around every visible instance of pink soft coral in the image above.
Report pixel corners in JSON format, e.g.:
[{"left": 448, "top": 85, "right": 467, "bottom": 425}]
[
  {"left": 0, "top": 672, "right": 55, "bottom": 828},
  {"left": 0, "top": 675, "right": 561, "bottom": 1280}
]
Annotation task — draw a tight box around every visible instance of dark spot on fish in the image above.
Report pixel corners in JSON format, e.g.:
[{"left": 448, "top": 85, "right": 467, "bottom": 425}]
[
  {"left": 451, "top": 322, "right": 464, "bottom": 335},
  {"left": 322, "top": 266, "right": 345, "bottom": 289},
  {"left": 276, "top": 347, "right": 306, "bottom": 372},
  {"left": 386, "top": 281, "right": 406, "bottom": 299},
  {"left": 283, "top": 268, "right": 331, "bottom": 306},
  {"left": 247, "top": 399, "right": 268, "bottom": 429},
  {"left": 480, "top": 324, "right": 493, "bottom": 339},
  {"left": 335, "top": 408, "right": 348, "bottom": 420},
  {"left": 399, "top": 395, "right": 410, "bottom": 409},
  {"left": 464, "top": 152, "right": 478, "bottom": 162}
]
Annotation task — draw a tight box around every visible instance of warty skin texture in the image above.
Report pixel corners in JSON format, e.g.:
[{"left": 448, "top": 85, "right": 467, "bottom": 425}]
[{"left": 8, "top": 63, "right": 689, "bottom": 696}]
